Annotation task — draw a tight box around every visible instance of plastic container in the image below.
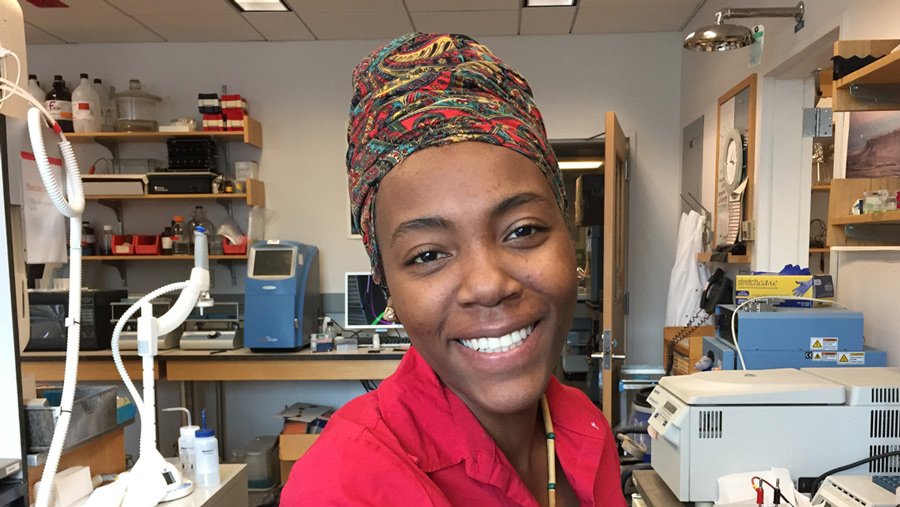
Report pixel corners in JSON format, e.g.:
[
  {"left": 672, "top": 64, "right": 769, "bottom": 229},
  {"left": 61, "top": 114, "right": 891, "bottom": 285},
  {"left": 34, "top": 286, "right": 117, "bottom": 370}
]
[
  {"left": 630, "top": 386, "right": 654, "bottom": 459},
  {"left": 222, "top": 235, "right": 247, "bottom": 255},
  {"left": 92, "top": 78, "right": 115, "bottom": 132},
  {"left": 113, "top": 79, "right": 161, "bottom": 132},
  {"left": 111, "top": 235, "right": 134, "bottom": 255},
  {"left": 72, "top": 73, "right": 101, "bottom": 133},
  {"left": 81, "top": 222, "right": 95, "bottom": 256},
  {"left": 133, "top": 235, "right": 162, "bottom": 255},
  {"left": 27, "top": 74, "right": 45, "bottom": 104},
  {"left": 45, "top": 75, "right": 73, "bottom": 133},
  {"left": 101, "top": 225, "right": 113, "bottom": 256},
  {"left": 195, "top": 427, "right": 220, "bottom": 487},
  {"left": 232, "top": 436, "right": 277, "bottom": 489},
  {"left": 172, "top": 216, "right": 190, "bottom": 255}
]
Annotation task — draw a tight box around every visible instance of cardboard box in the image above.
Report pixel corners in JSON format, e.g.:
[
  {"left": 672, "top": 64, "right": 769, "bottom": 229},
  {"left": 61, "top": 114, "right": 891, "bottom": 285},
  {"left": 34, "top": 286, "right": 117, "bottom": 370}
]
[
  {"left": 278, "top": 434, "right": 318, "bottom": 484},
  {"left": 735, "top": 274, "right": 834, "bottom": 307},
  {"left": 664, "top": 326, "right": 714, "bottom": 375}
]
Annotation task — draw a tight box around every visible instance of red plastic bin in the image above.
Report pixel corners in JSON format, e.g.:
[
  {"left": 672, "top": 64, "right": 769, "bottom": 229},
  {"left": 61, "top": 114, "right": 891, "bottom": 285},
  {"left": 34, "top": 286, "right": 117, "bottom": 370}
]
[
  {"left": 223, "top": 235, "right": 247, "bottom": 255},
  {"left": 111, "top": 235, "right": 134, "bottom": 255},
  {"left": 133, "top": 235, "right": 162, "bottom": 255}
]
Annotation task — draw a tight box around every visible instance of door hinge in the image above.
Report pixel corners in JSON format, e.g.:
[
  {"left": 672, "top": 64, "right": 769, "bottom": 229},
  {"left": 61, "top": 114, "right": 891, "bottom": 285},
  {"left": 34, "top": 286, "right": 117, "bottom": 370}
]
[
  {"left": 624, "top": 292, "right": 630, "bottom": 315},
  {"left": 802, "top": 107, "right": 833, "bottom": 137}
]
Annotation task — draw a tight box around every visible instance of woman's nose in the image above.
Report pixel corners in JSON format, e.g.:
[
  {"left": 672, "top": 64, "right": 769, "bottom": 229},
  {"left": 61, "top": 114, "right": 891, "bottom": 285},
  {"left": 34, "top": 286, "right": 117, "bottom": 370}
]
[{"left": 455, "top": 248, "right": 522, "bottom": 308}]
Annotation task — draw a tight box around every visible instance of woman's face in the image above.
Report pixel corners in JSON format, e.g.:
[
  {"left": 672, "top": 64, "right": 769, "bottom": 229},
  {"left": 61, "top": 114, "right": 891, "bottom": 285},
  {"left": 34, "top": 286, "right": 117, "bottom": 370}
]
[{"left": 375, "top": 142, "right": 577, "bottom": 418}]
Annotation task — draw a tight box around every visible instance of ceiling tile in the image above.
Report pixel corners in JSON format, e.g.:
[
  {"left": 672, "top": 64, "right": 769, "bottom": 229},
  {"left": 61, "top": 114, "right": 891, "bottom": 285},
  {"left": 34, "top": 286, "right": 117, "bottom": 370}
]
[
  {"left": 577, "top": 0, "right": 697, "bottom": 6},
  {"left": 520, "top": 6, "right": 574, "bottom": 35},
  {"left": 285, "top": 0, "right": 406, "bottom": 13},
  {"left": 138, "top": 14, "right": 264, "bottom": 42},
  {"left": 411, "top": 10, "right": 519, "bottom": 37},
  {"left": 405, "top": 0, "right": 518, "bottom": 11},
  {"left": 107, "top": 0, "right": 236, "bottom": 16},
  {"left": 572, "top": 4, "right": 693, "bottom": 33},
  {"left": 27, "top": 16, "right": 164, "bottom": 43},
  {"left": 18, "top": 0, "right": 120, "bottom": 19},
  {"left": 24, "top": 22, "right": 66, "bottom": 44},
  {"left": 241, "top": 12, "right": 314, "bottom": 40},
  {"left": 299, "top": 12, "right": 413, "bottom": 40}
]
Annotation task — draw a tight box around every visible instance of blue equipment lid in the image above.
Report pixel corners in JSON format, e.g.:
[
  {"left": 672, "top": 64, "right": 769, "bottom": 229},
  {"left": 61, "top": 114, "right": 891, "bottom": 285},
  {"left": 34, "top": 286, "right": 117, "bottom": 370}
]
[{"left": 195, "top": 428, "right": 215, "bottom": 438}]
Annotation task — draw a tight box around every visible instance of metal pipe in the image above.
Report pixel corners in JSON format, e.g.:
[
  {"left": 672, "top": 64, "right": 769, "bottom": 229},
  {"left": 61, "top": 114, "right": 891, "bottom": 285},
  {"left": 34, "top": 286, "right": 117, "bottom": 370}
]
[{"left": 718, "top": 2, "right": 803, "bottom": 23}]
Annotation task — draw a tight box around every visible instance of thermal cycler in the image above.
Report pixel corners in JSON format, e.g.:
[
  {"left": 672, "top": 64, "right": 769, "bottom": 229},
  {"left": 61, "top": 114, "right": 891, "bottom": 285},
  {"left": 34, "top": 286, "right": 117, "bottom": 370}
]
[
  {"left": 244, "top": 240, "right": 320, "bottom": 351},
  {"left": 647, "top": 367, "right": 900, "bottom": 503}
]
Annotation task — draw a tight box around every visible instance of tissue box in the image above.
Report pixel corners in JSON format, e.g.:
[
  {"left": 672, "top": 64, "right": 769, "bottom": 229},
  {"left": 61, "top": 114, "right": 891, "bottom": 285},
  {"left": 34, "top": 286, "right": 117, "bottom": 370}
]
[{"left": 735, "top": 274, "right": 834, "bottom": 307}]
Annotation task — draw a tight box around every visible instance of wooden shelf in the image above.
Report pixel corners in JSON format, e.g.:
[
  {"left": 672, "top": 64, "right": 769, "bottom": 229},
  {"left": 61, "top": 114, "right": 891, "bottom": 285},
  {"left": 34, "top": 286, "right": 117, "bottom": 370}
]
[
  {"left": 831, "top": 209, "right": 900, "bottom": 226},
  {"left": 811, "top": 184, "right": 831, "bottom": 192},
  {"left": 697, "top": 252, "right": 751, "bottom": 264},
  {"left": 67, "top": 116, "right": 263, "bottom": 148},
  {"left": 833, "top": 39, "right": 900, "bottom": 111},
  {"left": 809, "top": 247, "right": 831, "bottom": 253},
  {"left": 83, "top": 255, "right": 247, "bottom": 260},
  {"left": 86, "top": 178, "right": 265, "bottom": 207}
]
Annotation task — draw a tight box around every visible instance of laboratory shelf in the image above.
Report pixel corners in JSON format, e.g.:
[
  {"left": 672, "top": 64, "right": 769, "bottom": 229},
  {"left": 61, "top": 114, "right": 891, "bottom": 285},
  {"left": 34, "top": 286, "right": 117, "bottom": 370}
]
[
  {"left": 66, "top": 116, "right": 263, "bottom": 148},
  {"left": 86, "top": 178, "right": 265, "bottom": 207},
  {"left": 830, "top": 210, "right": 900, "bottom": 226},
  {"left": 82, "top": 254, "right": 248, "bottom": 260},
  {"left": 696, "top": 252, "right": 751, "bottom": 264},
  {"left": 809, "top": 247, "right": 831, "bottom": 253},
  {"left": 832, "top": 39, "right": 900, "bottom": 111},
  {"left": 811, "top": 184, "right": 831, "bottom": 192}
]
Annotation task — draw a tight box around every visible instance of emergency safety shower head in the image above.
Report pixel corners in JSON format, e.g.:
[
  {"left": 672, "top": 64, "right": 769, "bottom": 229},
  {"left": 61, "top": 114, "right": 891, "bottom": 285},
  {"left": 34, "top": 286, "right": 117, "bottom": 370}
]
[{"left": 684, "top": 2, "right": 804, "bottom": 52}]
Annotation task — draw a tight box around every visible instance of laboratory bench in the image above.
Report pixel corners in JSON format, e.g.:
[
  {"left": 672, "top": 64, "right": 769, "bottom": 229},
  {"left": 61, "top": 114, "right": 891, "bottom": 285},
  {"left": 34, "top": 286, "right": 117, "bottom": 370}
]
[{"left": 19, "top": 347, "right": 404, "bottom": 382}]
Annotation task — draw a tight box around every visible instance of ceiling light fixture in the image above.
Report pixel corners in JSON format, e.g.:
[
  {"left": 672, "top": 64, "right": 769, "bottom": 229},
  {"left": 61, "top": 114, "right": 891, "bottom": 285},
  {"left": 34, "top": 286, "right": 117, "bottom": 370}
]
[
  {"left": 559, "top": 160, "right": 603, "bottom": 170},
  {"left": 523, "top": 0, "right": 576, "bottom": 7},
  {"left": 684, "top": 1, "right": 804, "bottom": 52},
  {"left": 228, "top": 0, "right": 289, "bottom": 12}
]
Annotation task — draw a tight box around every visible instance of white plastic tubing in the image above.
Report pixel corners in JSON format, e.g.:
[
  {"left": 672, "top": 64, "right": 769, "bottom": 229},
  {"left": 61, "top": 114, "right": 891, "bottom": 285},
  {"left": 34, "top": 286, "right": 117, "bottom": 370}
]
[
  {"left": 109, "top": 281, "right": 188, "bottom": 457},
  {"left": 1, "top": 73, "right": 85, "bottom": 507}
]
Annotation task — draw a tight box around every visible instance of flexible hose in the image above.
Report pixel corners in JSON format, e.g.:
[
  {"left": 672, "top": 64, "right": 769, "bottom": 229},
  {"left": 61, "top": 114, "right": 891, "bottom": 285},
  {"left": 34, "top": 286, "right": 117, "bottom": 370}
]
[
  {"left": 22, "top": 107, "right": 85, "bottom": 507},
  {"left": 110, "top": 283, "right": 190, "bottom": 419}
]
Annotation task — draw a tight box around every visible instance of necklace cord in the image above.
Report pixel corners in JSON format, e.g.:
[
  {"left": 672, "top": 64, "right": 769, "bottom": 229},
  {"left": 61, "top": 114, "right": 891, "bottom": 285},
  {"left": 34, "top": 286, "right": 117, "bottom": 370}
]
[{"left": 540, "top": 394, "right": 556, "bottom": 507}]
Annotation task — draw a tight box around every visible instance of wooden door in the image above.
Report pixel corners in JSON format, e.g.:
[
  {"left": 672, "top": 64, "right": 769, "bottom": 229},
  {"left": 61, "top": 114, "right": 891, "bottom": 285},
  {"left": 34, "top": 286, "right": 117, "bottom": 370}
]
[{"left": 601, "top": 112, "right": 628, "bottom": 426}]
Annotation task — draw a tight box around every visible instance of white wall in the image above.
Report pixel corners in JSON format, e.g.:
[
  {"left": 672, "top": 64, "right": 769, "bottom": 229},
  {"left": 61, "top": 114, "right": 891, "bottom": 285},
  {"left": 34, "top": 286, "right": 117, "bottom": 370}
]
[{"left": 26, "top": 32, "right": 683, "bottom": 453}]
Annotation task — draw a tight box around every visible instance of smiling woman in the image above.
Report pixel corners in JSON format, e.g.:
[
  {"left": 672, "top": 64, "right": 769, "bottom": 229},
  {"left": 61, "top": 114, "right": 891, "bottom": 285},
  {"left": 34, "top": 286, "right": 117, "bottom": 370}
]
[{"left": 281, "top": 33, "right": 625, "bottom": 507}]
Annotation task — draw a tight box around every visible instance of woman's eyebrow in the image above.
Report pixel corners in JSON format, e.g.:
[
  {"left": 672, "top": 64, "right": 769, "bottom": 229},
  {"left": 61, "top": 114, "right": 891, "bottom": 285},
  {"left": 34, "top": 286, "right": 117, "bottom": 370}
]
[
  {"left": 491, "top": 192, "right": 551, "bottom": 221},
  {"left": 391, "top": 216, "right": 452, "bottom": 245}
]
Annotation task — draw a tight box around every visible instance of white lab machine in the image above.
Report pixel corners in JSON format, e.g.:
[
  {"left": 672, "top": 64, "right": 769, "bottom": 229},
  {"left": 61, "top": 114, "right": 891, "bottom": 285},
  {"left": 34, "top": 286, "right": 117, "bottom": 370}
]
[
  {"left": 647, "top": 367, "right": 900, "bottom": 503},
  {"left": 812, "top": 475, "right": 899, "bottom": 507}
]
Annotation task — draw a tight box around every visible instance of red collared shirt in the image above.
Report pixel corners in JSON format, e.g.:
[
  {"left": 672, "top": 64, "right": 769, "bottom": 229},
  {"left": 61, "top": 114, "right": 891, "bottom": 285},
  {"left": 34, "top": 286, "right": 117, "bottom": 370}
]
[{"left": 282, "top": 347, "right": 625, "bottom": 506}]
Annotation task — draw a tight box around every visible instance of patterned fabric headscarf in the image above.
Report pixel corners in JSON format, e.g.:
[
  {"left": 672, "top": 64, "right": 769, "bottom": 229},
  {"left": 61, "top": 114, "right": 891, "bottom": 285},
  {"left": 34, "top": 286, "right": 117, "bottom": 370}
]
[{"left": 347, "top": 32, "right": 566, "bottom": 282}]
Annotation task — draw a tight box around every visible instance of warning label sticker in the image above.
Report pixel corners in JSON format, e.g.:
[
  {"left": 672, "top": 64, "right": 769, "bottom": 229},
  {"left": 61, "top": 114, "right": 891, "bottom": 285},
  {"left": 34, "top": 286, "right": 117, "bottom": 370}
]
[
  {"left": 810, "top": 337, "right": 838, "bottom": 351},
  {"left": 820, "top": 352, "right": 837, "bottom": 362},
  {"left": 836, "top": 352, "right": 865, "bottom": 365},
  {"left": 811, "top": 351, "right": 823, "bottom": 361}
]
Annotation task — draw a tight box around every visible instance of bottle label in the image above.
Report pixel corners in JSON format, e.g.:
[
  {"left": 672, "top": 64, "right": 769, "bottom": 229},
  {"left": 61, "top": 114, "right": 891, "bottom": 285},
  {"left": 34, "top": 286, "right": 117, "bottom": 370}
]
[
  {"left": 162, "top": 237, "right": 173, "bottom": 249},
  {"left": 73, "top": 101, "right": 93, "bottom": 120},
  {"left": 46, "top": 100, "right": 73, "bottom": 120}
]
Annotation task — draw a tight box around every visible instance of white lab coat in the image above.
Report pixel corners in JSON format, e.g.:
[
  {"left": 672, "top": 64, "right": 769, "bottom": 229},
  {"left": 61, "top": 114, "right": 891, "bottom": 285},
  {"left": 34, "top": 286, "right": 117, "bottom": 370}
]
[{"left": 664, "top": 211, "right": 710, "bottom": 326}]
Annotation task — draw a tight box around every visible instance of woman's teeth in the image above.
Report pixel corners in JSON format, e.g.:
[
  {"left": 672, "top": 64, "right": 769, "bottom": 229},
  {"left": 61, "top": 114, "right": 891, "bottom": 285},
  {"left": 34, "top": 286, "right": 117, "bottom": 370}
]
[{"left": 458, "top": 325, "right": 534, "bottom": 353}]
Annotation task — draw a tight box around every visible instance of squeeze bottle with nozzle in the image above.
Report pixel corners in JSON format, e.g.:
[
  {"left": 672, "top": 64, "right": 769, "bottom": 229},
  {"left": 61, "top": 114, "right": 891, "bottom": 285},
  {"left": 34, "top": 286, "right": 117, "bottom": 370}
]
[
  {"left": 194, "top": 409, "right": 220, "bottom": 487},
  {"left": 163, "top": 407, "right": 199, "bottom": 479}
]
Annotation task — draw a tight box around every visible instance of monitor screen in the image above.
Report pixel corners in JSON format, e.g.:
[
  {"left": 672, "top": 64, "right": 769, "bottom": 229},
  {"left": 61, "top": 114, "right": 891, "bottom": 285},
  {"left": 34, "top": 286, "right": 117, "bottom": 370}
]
[
  {"left": 344, "top": 272, "right": 403, "bottom": 330},
  {"left": 252, "top": 248, "right": 295, "bottom": 278}
]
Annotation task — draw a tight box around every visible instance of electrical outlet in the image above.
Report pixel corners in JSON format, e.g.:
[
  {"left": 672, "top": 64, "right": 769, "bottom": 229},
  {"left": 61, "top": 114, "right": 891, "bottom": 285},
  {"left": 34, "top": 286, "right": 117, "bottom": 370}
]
[{"left": 741, "top": 220, "right": 756, "bottom": 241}]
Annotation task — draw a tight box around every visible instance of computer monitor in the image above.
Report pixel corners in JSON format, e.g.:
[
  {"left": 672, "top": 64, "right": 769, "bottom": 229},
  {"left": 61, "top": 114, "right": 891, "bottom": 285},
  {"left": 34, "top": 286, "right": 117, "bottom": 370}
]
[{"left": 344, "top": 272, "right": 403, "bottom": 330}]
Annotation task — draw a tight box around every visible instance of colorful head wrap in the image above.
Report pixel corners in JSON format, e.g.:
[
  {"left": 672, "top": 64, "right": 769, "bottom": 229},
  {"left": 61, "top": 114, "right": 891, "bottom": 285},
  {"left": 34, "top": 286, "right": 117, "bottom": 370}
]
[{"left": 347, "top": 32, "right": 566, "bottom": 281}]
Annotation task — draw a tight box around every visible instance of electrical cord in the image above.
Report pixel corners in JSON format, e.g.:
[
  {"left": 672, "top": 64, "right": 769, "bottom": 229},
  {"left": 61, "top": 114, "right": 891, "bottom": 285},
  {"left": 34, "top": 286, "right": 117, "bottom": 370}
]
[
  {"left": 752, "top": 476, "right": 795, "bottom": 507},
  {"left": 811, "top": 449, "right": 900, "bottom": 495},
  {"left": 664, "top": 307, "right": 709, "bottom": 375}
]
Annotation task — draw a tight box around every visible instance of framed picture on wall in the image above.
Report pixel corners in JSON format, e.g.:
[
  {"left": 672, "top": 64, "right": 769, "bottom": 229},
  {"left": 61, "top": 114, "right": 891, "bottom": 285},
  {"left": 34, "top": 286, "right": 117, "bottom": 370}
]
[{"left": 846, "top": 110, "right": 900, "bottom": 179}]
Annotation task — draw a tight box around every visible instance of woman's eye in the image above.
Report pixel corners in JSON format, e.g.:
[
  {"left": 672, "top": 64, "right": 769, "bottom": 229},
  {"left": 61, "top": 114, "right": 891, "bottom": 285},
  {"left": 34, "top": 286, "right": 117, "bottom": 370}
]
[
  {"left": 412, "top": 251, "right": 448, "bottom": 264},
  {"left": 507, "top": 225, "right": 542, "bottom": 240}
]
